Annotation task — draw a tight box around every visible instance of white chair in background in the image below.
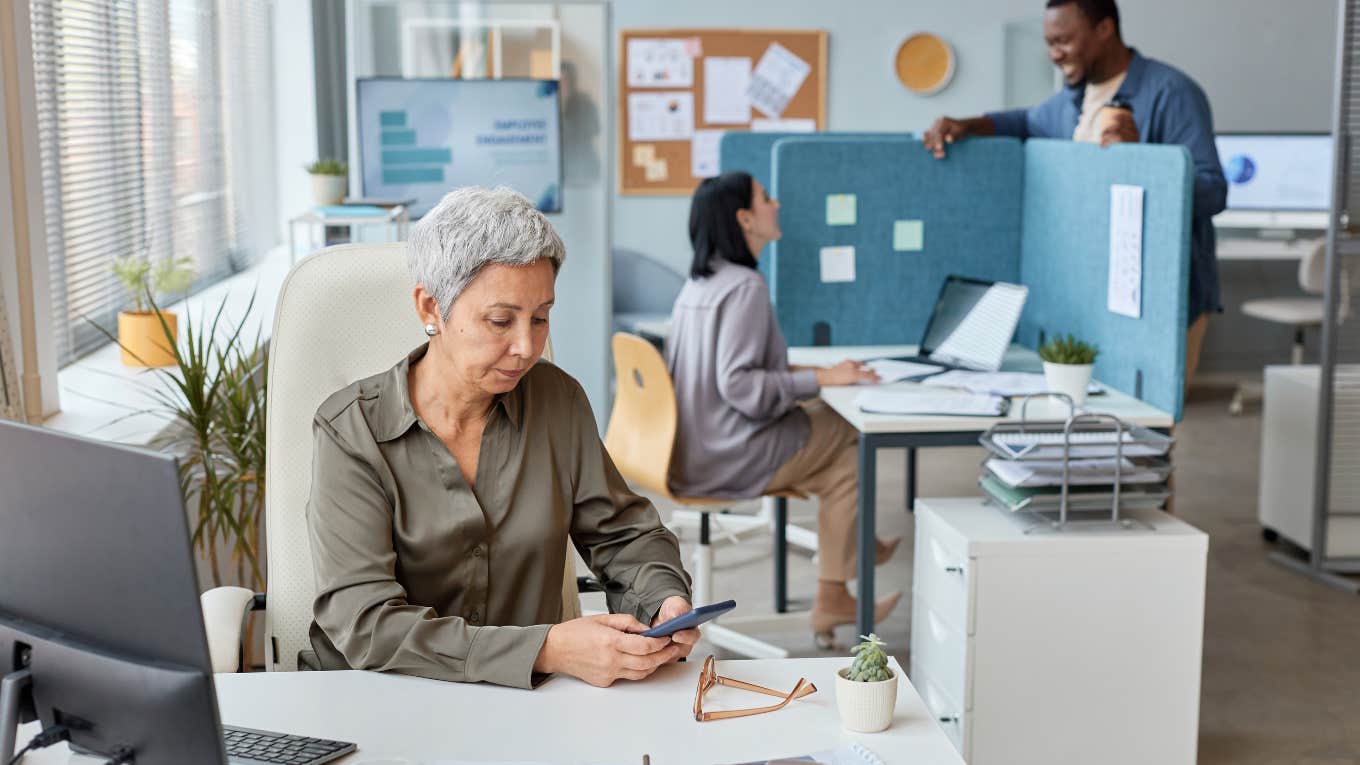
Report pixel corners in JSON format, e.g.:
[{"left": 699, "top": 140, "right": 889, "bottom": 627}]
[
  {"left": 201, "top": 243, "right": 581, "bottom": 672},
  {"left": 1231, "top": 240, "right": 1339, "bottom": 415}
]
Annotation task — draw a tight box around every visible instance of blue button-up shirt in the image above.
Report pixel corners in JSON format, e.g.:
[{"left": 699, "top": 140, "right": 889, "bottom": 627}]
[{"left": 986, "top": 49, "right": 1228, "bottom": 323}]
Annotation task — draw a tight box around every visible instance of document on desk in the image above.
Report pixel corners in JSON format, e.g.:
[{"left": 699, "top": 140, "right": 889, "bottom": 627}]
[
  {"left": 986, "top": 456, "right": 1166, "bottom": 488},
  {"left": 928, "top": 282, "right": 1029, "bottom": 371},
  {"left": 715, "top": 742, "right": 885, "bottom": 764},
  {"left": 864, "top": 358, "right": 943, "bottom": 383},
  {"left": 920, "top": 370, "right": 1103, "bottom": 397},
  {"left": 856, "top": 388, "right": 1007, "bottom": 416}
]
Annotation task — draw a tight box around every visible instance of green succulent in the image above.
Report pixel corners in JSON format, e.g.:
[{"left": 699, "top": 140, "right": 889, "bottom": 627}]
[
  {"left": 305, "top": 158, "right": 348, "bottom": 176},
  {"left": 1038, "top": 334, "right": 1099, "bottom": 366},
  {"left": 847, "top": 633, "right": 892, "bottom": 682}
]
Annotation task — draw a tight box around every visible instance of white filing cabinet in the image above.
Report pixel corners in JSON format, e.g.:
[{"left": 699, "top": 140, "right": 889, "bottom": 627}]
[
  {"left": 1259, "top": 364, "right": 1360, "bottom": 557},
  {"left": 910, "top": 498, "right": 1208, "bottom": 765}
]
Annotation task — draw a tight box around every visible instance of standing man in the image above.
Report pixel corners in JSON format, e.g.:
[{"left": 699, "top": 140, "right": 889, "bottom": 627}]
[{"left": 922, "top": 0, "right": 1227, "bottom": 391}]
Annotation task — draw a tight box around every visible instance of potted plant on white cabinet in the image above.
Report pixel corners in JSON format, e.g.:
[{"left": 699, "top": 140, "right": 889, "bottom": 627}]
[{"left": 305, "top": 159, "right": 348, "bottom": 206}]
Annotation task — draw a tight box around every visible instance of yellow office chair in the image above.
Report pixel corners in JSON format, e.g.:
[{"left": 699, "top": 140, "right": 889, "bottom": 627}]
[
  {"left": 200, "top": 243, "right": 582, "bottom": 672},
  {"left": 604, "top": 332, "right": 811, "bottom": 659}
]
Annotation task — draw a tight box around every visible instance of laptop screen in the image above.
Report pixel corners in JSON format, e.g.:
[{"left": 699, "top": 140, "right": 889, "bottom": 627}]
[{"left": 920, "top": 277, "right": 995, "bottom": 355}]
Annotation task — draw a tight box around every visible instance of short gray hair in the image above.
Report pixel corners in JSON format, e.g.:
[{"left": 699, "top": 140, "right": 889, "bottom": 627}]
[{"left": 406, "top": 186, "right": 566, "bottom": 319}]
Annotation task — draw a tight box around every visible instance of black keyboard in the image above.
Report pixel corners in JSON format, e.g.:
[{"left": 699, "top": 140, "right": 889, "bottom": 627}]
[{"left": 224, "top": 725, "right": 356, "bottom": 765}]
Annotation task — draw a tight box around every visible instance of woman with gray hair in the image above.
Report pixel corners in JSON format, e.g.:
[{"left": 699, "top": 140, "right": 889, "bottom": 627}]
[{"left": 306, "top": 187, "right": 696, "bottom": 689}]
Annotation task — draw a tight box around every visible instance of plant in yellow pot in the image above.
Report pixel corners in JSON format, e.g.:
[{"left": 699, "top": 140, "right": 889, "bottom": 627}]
[{"left": 111, "top": 255, "right": 196, "bottom": 366}]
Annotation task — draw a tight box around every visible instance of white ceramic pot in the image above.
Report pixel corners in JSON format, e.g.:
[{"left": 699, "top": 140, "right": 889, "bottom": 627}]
[
  {"left": 1043, "top": 361, "right": 1094, "bottom": 407},
  {"left": 310, "top": 174, "right": 347, "bottom": 206},
  {"left": 835, "top": 667, "right": 898, "bottom": 733}
]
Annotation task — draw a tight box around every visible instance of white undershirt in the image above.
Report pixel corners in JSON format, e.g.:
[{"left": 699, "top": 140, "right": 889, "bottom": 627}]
[{"left": 1073, "top": 70, "right": 1128, "bottom": 143}]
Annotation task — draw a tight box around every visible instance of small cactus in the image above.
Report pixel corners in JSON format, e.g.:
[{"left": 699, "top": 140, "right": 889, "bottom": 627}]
[{"left": 847, "top": 633, "right": 892, "bottom": 682}]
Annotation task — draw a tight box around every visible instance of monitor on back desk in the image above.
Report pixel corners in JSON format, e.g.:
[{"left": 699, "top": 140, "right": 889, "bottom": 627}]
[{"left": 1214, "top": 133, "right": 1333, "bottom": 230}]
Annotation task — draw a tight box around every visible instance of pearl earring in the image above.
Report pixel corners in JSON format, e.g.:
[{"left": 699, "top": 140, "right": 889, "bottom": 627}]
[{"left": 424, "top": 323, "right": 438, "bottom": 337}]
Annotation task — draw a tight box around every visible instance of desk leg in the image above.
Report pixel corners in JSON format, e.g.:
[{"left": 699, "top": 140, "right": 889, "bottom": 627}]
[
  {"left": 773, "top": 497, "right": 788, "bottom": 613},
  {"left": 906, "top": 448, "right": 917, "bottom": 513},
  {"left": 857, "top": 434, "right": 877, "bottom": 636}
]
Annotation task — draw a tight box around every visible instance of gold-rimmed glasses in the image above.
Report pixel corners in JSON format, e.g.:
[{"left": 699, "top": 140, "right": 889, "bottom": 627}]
[{"left": 692, "top": 655, "right": 818, "bottom": 722}]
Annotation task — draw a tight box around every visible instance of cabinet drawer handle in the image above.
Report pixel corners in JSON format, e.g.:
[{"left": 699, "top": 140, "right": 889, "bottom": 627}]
[
  {"left": 943, "top": 565, "right": 964, "bottom": 575},
  {"left": 939, "top": 715, "right": 960, "bottom": 725}
]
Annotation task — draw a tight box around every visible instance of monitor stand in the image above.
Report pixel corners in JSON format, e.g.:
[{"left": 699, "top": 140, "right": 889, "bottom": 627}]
[{"left": 0, "top": 668, "right": 31, "bottom": 763}]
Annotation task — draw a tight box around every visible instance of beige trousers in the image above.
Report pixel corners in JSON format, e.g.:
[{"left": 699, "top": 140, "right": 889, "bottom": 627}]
[{"left": 764, "top": 400, "right": 860, "bottom": 583}]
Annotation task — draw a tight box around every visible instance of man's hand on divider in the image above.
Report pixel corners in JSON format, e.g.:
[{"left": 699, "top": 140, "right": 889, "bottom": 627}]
[
  {"left": 651, "top": 595, "right": 700, "bottom": 663},
  {"left": 922, "top": 116, "right": 968, "bottom": 158},
  {"left": 534, "top": 613, "right": 683, "bottom": 687},
  {"left": 816, "top": 359, "right": 880, "bottom": 387}
]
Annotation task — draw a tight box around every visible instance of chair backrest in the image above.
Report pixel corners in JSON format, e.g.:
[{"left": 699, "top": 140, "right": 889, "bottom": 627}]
[
  {"left": 611, "top": 248, "right": 685, "bottom": 315},
  {"left": 265, "top": 243, "right": 576, "bottom": 671},
  {"left": 603, "top": 333, "right": 679, "bottom": 500},
  {"left": 1299, "top": 239, "right": 1328, "bottom": 295}
]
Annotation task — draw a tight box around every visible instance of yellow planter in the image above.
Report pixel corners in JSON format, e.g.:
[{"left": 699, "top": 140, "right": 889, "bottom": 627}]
[{"left": 117, "top": 310, "right": 178, "bottom": 367}]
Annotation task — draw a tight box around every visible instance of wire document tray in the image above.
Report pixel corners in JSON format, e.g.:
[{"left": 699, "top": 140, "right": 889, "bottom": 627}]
[{"left": 978, "top": 394, "right": 1174, "bottom": 532}]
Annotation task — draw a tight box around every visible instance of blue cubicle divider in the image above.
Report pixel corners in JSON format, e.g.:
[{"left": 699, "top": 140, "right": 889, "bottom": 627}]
[
  {"left": 764, "top": 136, "right": 1193, "bottom": 420},
  {"left": 1018, "top": 139, "right": 1192, "bottom": 420},
  {"left": 719, "top": 132, "right": 913, "bottom": 280},
  {"left": 768, "top": 137, "right": 1025, "bottom": 347}
]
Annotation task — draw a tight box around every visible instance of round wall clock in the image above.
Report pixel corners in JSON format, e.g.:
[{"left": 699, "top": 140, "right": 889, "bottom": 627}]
[{"left": 896, "top": 33, "right": 956, "bottom": 95}]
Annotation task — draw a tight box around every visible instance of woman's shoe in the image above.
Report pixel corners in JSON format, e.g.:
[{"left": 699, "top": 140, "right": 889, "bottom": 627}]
[
  {"left": 810, "top": 590, "right": 903, "bottom": 649},
  {"left": 875, "top": 536, "right": 903, "bottom": 566}
]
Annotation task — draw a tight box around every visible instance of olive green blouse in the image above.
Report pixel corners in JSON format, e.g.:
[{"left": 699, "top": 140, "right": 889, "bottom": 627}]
[{"left": 306, "top": 344, "right": 691, "bottom": 689}]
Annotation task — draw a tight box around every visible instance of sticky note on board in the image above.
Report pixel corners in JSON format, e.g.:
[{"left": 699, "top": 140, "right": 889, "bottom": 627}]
[
  {"left": 826, "top": 194, "right": 857, "bottom": 226},
  {"left": 819, "top": 246, "right": 856, "bottom": 283},
  {"left": 644, "top": 158, "right": 669, "bottom": 182},
  {"left": 893, "top": 220, "right": 924, "bottom": 251},
  {"left": 632, "top": 144, "right": 656, "bottom": 166}
]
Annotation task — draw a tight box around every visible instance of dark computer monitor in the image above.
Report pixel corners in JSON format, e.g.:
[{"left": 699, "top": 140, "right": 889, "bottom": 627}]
[{"left": 0, "top": 420, "right": 228, "bottom": 764}]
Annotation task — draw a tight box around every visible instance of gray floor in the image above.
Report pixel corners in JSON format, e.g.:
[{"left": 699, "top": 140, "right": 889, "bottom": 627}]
[{"left": 627, "top": 390, "right": 1360, "bottom": 764}]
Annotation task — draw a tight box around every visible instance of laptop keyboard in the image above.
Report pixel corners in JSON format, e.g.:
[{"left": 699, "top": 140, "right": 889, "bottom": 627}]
[{"left": 224, "top": 725, "right": 355, "bottom": 764}]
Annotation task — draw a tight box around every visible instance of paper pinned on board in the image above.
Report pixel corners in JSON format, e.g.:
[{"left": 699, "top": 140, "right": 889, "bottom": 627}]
[
  {"left": 631, "top": 144, "right": 656, "bottom": 166},
  {"left": 628, "top": 92, "right": 694, "bottom": 142},
  {"left": 627, "top": 38, "right": 694, "bottom": 88},
  {"left": 751, "top": 118, "right": 816, "bottom": 132},
  {"left": 747, "top": 42, "right": 811, "bottom": 117},
  {"left": 1108, "top": 184, "right": 1144, "bottom": 318},
  {"left": 826, "top": 194, "right": 857, "bottom": 226},
  {"left": 893, "top": 220, "right": 924, "bottom": 251},
  {"left": 644, "top": 158, "right": 670, "bottom": 182},
  {"left": 691, "top": 129, "right": 724, "bottom": 178},
  {"left": 819, "top": 245, "right": 856, "bottom": 283},
  {"left": 703, "top": 57, "right": 752, "bottom": 124}
]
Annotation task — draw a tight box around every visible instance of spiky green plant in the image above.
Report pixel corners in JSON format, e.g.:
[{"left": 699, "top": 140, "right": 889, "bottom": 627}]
[
  {"left": 304, "top": 158, "right": 347, "bottom": 176},
  {"left": 1039, "top": 334, "right": 1099, "bottom": 366},
  {"left": 89, "top": 288, "right": 267, "bottom": 667},
  {"left": 847, "top": 633, "right": 892, "bottom": 682}
]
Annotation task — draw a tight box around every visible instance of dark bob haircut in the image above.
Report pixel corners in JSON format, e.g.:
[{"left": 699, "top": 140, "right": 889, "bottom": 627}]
[
  {"left": 688, "top": 171, "right": 759, "bottom": 279},
  {"left": 1046, "top": 0, "right": 1121, "bottom": 38}
]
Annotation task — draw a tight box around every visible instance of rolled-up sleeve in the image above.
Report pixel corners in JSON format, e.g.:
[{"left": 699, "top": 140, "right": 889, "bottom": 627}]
[
  {"left": 565, "top": 383, "right": 691, "bottom": 622},
  {"left": 986, "top": 91, "right": 1069, "bottom": 140},
  {"left": 714, "top": 283, "right": 819, "bottom": 421},
  {"left": 307, "top": 416, "right": 550, "bottom": 689}
]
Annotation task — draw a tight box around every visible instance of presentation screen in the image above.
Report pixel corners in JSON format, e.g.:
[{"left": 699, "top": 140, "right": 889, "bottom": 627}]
[
  {"left": 357, "top": 78, "right": 562, "bottom": 217},
  {"left": 1215, "top": 133, "right": 1333, "bottom": 211}
]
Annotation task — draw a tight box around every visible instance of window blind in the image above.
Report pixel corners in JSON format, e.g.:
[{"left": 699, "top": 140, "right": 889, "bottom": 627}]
[{"left": 29, "top": 0, "right": 276, "bottom": 365}]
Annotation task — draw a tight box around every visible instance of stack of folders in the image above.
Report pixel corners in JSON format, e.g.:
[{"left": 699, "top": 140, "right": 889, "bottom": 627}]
[{"left": 977, "top": 426, "right": 1174, "bottom": 514}]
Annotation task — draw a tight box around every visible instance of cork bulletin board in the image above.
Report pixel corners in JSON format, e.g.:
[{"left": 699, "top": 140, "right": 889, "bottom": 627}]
[{"left": 618, "top": 28, "right": 828, "bottom": 196}]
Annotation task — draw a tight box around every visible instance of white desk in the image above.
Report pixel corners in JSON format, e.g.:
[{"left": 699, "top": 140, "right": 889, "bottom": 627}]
[
  {"left": 787, "top": 345, "right": 1175, "bottom": 635},
  {"left": 1216, "top": 236, "right": 1321, "bottom": 261},
  {"left": 18, "top": 658, "right": 965, "bottom": 765}
]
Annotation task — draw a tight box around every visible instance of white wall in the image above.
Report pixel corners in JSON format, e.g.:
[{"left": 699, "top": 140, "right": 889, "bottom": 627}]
[
  {"left": 612, "top": 0, "right": 1339, "bottom": 278},
  {"left": 274, "top": 0, "right": 321, "bottom": 244}
]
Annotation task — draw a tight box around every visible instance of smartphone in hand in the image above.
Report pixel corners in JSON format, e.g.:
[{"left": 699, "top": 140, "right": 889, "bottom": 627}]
[{"left": 641, "top": 600, "right": 736, "bottom": 638}]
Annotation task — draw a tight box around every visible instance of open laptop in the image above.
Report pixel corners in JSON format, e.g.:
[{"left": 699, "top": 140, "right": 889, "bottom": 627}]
[{"left": 883, "top": 275, "right": 1029, "bottom": 376}]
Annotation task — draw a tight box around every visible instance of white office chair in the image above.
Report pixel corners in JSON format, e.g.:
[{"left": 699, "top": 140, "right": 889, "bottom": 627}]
[
  {"left": 201, "top": 243, "right": 581, "bottom": 673},
  {"left": 1230, "top": 241, "right": 1341, "bottom": 414}
]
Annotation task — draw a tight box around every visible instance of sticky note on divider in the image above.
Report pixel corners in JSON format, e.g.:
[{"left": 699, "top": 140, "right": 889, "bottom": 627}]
[
  {"left": 826, "top": 194, "right": 857, "bottom": 226},
  {"left": 819, "top": 245, "right": 856, "bottom": 283},
  {"left": 893, "top": 220, "right": 924, "bottom": 251}
]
